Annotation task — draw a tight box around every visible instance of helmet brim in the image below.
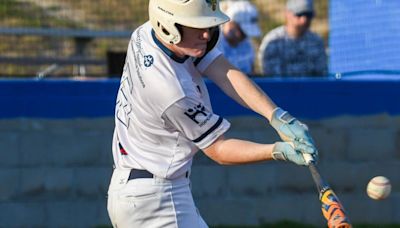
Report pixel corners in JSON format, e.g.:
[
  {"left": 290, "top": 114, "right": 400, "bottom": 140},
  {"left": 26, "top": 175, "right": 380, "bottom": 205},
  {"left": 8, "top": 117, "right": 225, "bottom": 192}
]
[{"left": 177, "top": 13, "right": 230, "bottom": 29}]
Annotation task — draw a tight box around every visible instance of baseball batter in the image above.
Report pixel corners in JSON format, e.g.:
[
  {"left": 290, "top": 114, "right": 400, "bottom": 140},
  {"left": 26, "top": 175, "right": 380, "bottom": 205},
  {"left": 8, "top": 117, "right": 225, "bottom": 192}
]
[{"left": 107, "top": 0, "right": 318, "bottom": 227}]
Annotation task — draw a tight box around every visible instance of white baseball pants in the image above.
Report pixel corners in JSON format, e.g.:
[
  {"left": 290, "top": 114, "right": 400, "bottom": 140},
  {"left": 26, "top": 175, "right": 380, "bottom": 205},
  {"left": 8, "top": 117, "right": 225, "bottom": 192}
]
[{"left": 107, "top": 169, "right": 208, "bottom": 228}]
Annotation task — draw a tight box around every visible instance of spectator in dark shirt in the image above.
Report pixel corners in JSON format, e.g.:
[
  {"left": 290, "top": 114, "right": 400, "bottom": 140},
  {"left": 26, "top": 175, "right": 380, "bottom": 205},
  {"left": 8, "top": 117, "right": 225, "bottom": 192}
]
[{"left": 258, "top": 0, "right": 327, "bottom": 77}]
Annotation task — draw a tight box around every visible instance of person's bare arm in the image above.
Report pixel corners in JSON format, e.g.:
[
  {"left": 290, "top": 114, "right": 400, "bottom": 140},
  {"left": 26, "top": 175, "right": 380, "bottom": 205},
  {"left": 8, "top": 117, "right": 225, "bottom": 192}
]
[
  {"left": 203, "top": 136, "right": 274, "bottom": 165},
  {"left": 203, "top": 55, "right": 318, "bottom": 161},
  {"left": 204, "top": 55, "right": 277, "bottom": 121},
  {"left": 203, "top": 136, "right": 309, "bottom": 166}
]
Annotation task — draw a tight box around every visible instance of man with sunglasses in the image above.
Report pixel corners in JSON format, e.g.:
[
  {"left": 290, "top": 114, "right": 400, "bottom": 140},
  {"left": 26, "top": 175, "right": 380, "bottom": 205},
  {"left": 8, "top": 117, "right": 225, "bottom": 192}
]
[{"left": 258, "top": 0, "right": 327, "bottom": 77}]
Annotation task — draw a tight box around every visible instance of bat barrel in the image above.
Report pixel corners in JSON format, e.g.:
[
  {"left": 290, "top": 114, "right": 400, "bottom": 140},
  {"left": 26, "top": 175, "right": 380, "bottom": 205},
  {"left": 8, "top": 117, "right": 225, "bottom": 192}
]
[
  {"left": 321, "top": 189, "right": 352, "bottom": 228},
  {"left": 336, "top": 224, "right": 352, "bottom": 228},
  {"left": 303, "top": 152, "right": 352, "bottom": 228}
]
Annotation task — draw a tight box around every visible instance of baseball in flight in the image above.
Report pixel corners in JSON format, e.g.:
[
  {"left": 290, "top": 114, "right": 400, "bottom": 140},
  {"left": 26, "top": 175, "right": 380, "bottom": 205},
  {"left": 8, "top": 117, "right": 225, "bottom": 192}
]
[{"left": 366, "top": 176, "right": 391, "bottom": 200}]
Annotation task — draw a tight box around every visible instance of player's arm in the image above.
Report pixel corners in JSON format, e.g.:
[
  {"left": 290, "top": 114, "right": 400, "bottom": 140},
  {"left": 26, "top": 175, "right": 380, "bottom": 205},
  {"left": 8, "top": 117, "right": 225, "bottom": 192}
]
[
  {"left": 204, "top": 55, "right": 318, "bottom": 159},
  {"left": 162, "top": 97, "right": 311, "bottom": 166},
  {"left": 203, "top": 135, "right": 310, "bottom": 166},
  {"left": 204, "top": 55, "right": 277, "bottom": 121},
  {"left": 205, "top": 136, "right": 274, "bottom": 165}
]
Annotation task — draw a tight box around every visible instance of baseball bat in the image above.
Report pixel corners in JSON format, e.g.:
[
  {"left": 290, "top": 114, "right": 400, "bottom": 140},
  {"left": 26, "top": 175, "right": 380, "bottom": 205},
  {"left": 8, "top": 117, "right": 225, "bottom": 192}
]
[{"left": 303, "top": 154, "right": 352, "bottom": 228}]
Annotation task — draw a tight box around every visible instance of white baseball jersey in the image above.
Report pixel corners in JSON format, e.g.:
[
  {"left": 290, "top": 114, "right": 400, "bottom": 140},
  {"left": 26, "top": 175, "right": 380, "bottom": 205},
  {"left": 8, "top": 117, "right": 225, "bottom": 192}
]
[{"left": 112, "top": 22, "right": 231, "bottom": 179}]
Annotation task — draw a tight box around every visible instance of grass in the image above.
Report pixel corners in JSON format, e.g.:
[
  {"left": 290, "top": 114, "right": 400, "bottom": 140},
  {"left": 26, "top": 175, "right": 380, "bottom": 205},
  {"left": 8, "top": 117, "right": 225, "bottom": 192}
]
[
  {"left": 96, "top": 221, "right": 400, "bottom": 228},
  {"left": 213, "top": 222, "right": 400, "bottom": 228},
  {"left": 213, "top": 221, "right": 316, "bottom": 228},
  {"left": 0, "top": 0, "right": 79, "bottom": 27}
]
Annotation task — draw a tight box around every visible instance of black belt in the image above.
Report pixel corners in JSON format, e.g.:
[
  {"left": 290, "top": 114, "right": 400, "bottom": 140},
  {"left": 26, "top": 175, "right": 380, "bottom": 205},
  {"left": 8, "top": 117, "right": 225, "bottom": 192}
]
[
  {"left": 128, "top": 169, "right": 189, "bottom": 180},
  {"left": 128, "top": 169, "right": 154, "bottom": 180}
]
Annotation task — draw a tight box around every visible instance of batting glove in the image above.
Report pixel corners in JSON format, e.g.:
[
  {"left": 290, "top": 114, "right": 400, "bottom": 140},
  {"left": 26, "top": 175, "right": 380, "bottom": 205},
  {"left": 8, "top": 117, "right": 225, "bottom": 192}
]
[
  {"left": 270, "top": 107, "right": 318, "bottom": 162},
  {"left": 272, "top": 142, "right": 309, "bottom": 166}
]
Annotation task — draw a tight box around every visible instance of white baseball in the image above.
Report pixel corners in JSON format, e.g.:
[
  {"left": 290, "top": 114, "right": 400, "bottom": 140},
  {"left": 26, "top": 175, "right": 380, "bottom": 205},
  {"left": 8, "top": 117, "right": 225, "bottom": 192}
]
[{"left": 366, "top": 176, "right": 391, "bottom": 200}]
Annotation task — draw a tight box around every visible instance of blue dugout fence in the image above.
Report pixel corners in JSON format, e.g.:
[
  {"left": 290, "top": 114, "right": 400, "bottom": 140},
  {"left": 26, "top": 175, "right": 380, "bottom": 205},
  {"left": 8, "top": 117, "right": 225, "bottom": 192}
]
[
  {"left": 330, "top": 0, "right": 400, "bottom": 75},
  {"left": 1, "top": 78, "right": 399, "bottom": 119}
]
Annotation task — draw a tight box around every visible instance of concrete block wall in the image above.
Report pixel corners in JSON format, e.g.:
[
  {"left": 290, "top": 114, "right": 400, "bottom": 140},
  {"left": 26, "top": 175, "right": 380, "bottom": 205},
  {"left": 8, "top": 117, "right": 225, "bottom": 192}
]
[
  {"left": 194, "top": 114, "right": 400, "bottom": 226},
  {"left": 0, "top": 118, "right": 114, "bottom": 227},
  {"left": 0, "top": 114, "right": 399, "bottom": 227}
]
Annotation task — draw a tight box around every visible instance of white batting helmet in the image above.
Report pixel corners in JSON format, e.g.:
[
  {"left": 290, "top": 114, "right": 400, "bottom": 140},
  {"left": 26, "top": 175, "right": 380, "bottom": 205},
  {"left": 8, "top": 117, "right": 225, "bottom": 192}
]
[{"left": 149, "top": 0, "right": 230, "bottom": 44}]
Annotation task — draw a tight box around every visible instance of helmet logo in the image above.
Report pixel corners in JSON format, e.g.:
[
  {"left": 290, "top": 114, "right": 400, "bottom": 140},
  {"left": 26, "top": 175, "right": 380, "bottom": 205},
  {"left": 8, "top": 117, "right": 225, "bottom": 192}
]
[{"left": 206, "top": 0, "right": 217, "bottom": 11}]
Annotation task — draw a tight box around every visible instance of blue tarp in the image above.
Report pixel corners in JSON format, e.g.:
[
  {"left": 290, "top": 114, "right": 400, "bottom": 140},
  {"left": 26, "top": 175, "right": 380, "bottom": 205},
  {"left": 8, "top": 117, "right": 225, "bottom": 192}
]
[{"left": 1, "top": 78, "right": 399, "bottom": 119}]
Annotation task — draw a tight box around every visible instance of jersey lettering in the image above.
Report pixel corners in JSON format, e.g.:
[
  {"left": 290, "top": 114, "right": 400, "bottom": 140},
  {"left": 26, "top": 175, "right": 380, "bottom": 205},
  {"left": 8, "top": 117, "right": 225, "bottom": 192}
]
[
  {"left": 116, "top": 68, "right": 133, "bottom": 129},
  {"left": 184, "top": 103, "right": 211, "bottom": 126},
  {"left": 132, "top": 27, "right": 146, "bottom": 88}
]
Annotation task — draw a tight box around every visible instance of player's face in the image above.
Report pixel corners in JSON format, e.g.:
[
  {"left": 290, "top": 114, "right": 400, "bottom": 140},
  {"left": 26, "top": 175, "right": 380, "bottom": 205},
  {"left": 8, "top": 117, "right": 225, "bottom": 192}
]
[{"left": 174, "top": 26, "right": 212, "bottom": 58}]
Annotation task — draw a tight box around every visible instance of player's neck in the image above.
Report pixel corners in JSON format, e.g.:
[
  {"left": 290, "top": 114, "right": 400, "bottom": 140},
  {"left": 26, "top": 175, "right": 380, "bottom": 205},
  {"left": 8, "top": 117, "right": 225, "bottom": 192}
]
[{"left": 154, "top": 33, "right": 186, "bottom": 58}]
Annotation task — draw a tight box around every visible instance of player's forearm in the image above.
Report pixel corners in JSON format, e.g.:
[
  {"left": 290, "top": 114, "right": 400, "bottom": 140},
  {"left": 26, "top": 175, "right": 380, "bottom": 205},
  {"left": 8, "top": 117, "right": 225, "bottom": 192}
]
[
  {"left": 203, "top": 138, "right": 275, "bottom": 165},
  {"left": 206, "top": 56, "right": 277, "bottom": 121},
  {"left": 226, "top": 69, "right": 277, "bottom": 120}
]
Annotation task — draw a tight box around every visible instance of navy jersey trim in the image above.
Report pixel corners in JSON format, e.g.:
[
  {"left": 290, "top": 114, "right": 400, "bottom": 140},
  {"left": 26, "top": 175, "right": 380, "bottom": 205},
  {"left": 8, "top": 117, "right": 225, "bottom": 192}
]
[
  {"left": 151, "top": 30, "right": 188, "bottom": 63},
  {"left": 192, "top": 116, "right": 223, "bottom": 143}
]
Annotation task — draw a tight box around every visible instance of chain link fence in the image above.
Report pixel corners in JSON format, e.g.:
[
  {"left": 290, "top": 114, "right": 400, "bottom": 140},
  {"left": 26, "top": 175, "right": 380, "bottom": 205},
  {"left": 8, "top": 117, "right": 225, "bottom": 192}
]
[{"left": 0, "top": 0, "right": 328, "bottom": 78}]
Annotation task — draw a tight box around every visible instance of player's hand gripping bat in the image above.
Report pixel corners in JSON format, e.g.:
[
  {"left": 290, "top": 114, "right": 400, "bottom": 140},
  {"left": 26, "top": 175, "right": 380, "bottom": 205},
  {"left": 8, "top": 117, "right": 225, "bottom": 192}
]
[{"left": 303, "top": 154, "right": 352, "bottom": 228}]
